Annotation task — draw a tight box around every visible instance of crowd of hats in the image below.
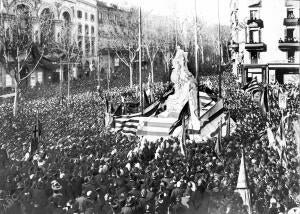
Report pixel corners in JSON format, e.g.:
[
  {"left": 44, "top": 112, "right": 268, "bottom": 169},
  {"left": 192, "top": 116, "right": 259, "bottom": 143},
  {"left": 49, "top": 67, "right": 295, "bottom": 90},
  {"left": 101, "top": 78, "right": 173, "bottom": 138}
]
[{"left": 0, "top": 74, "right": 299, "bottom": 214}]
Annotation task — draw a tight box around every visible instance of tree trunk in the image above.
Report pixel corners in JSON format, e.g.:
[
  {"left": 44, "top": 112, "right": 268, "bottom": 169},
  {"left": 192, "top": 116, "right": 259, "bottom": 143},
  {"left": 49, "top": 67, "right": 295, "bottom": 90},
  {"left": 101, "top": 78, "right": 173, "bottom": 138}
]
[
  {"left": 67, "top": 63, "right": 70, "bottom": 104},
  {"left": 150, "top": 61, "right": 154, "bottom": 83},
  {"left": 13, "top": 82, "right": 18, "bottom": 117},
  {"left": 129, "top": 64, "right": 133, "bottom": 88}
]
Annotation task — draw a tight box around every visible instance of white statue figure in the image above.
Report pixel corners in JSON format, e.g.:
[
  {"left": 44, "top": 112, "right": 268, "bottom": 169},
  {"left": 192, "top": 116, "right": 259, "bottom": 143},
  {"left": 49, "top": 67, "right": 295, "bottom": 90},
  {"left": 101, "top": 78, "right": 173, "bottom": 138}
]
[{"left": 160, "top": 46, "right": 201, "bottom": 130}]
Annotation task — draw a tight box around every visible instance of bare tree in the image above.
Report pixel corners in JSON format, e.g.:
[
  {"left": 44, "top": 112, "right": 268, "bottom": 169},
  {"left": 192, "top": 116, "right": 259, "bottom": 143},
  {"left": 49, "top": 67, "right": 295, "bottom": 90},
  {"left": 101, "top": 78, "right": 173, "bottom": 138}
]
[
  {"left": 143, "top": 15, "right": 165, "bottom": 83},
  {"left": 109, "top": 8, "right": 139, "bottom": 88},
  {"left": 47, "top": 12, "right": 81, "bottom": 103},
  {"left": 0, "top": 5, "right": 55, "bottom": 116}
]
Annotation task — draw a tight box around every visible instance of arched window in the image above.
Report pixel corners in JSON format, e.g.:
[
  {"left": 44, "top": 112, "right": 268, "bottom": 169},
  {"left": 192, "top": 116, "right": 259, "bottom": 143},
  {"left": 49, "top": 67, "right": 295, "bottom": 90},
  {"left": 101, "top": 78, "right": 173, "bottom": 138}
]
[
  {"left": 62, "top": 11, "right": 71, "bottom": 41},
  {"left": 40, "top": 8, "right": 55, "bottom": 44},
  {"left": 91, "top": 26, "right": 94, "bottom": 35}
]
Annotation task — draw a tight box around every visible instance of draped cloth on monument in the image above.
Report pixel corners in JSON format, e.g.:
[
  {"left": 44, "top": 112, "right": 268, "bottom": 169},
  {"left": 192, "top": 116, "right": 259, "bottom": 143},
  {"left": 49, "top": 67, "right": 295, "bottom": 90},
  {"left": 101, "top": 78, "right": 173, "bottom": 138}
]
[{"left": 137, "top": 47, "right": 202, "bottom": 140}]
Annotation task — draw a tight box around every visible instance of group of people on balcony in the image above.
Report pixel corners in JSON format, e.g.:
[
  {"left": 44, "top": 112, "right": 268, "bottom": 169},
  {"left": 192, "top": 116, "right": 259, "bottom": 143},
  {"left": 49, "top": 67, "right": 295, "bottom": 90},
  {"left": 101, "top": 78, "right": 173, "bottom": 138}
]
[
  {"left": 279, "top": 37, "right": 299, "bottom": 43},
  {"left": 287, "top": 12, "right": 296, "bottom": 19}
]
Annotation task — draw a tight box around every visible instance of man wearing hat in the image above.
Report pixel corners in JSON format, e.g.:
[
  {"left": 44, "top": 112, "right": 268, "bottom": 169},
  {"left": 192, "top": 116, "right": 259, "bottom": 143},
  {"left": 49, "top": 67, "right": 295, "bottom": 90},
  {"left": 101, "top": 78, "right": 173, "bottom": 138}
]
[
  {"left": 48, "top": 180, "right": 66, "bottom": 213},
  {"left": 120, "top": 196, "right": 140, "bottom": 214},
  {"left": 31, "top": 180, "right": 48, "bottom": 214}
]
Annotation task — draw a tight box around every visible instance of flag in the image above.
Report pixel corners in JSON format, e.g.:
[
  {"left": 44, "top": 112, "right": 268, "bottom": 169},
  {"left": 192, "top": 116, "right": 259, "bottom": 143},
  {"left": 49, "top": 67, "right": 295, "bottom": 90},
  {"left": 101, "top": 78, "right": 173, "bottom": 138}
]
[
  {"left": 235, "top": 150, "right": 252, "bottom": 214},
  {"left": 105, "top": 96, "right": 109, "bottom": 113},
  {"left": 260, "top": 86, "right": 269, "bottom": 115},
  {"left": 226, "top": 111, "right": 231, "bottom": 137},
  {"left": 267, "top": 126, "right": 276, "bottom": 149},
  {"left": 144, "top": 90, "right": 150, "bottom": 108},
  {"left": 243, "top": 77, "right": 260, "bottom": 93},
  {"left": 196, "top": 100, "right": 236, "bottom": 139},
  {"left": 111, "top": 99, "right": 161, "bottom": 135},
  {"left": 276, "top": 116, "right": 286, "bottom": 148},
  {"left": 181, "top": 112, "right": 187, "bottom": 156},
  {"left": 0, "top": 0, "right": 4, "bottom": 12},
  {"left": 280, "top": 146, "right": 288, "bottom": 169},
  {"left": 215, "top": 120, "right": 222, "bottom": 156},
  {"left": 293, "top": 119, "right": 300, "bottom": 159},
  {"left": 169, "top": 101, "right": 190, "bottom": 135}
]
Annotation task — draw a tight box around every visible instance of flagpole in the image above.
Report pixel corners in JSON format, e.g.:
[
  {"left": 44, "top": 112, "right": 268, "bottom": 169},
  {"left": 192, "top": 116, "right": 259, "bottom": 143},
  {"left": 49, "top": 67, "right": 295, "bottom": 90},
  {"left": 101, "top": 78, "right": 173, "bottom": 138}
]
[
  {"left": 139, "top": 4, "right": 143, "bottom": 114},
  {"left": 217, "top": 0, "right": 222, "bottom": 99},
  {"left": 194, "top": 0, "right": 200, "bottom": 119}
]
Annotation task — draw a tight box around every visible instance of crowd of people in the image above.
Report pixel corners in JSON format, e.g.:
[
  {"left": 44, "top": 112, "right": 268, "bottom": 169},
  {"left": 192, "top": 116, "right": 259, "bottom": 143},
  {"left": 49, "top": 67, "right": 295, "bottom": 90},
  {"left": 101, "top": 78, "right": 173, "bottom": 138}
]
[{"left": 0, "top": 73, "right": 299, "bottom": 214}]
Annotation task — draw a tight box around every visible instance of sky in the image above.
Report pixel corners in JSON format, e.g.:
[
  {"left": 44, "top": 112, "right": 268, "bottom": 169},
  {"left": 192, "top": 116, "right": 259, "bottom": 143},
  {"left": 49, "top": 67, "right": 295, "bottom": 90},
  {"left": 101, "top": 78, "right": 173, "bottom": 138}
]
[{"left": 104, "top": 0, "right": 231, "bottom": 25}]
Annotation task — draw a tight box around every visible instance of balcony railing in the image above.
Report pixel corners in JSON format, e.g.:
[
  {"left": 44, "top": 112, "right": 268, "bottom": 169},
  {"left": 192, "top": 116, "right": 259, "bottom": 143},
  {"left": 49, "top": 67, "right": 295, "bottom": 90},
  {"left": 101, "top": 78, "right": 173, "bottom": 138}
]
[
  {"left": 247, "top": 18, "right": 264, "bottom": 28},
  {"left": 245, "top": 42, "right": 267, "bottom": 52},
  {"left": 278, "top": 38, "right": 300, "bottom": 51},
  {"left": 283, "top": 17, "right": 300, "bottom": 26}
]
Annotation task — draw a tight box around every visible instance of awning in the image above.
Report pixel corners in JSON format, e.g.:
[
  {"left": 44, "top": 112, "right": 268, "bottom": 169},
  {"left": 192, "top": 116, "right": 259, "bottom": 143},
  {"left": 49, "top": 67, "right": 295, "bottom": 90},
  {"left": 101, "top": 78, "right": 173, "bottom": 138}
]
[{"left": 268, "top": 63, "right": 300, "bottom": 69}]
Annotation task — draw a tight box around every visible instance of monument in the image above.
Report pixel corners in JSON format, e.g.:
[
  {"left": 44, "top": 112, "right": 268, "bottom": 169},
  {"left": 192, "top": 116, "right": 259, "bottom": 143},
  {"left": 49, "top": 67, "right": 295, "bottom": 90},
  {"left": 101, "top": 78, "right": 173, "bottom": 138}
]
[{"left": 158, "top": 46, "right": 201, "bottom": 130}]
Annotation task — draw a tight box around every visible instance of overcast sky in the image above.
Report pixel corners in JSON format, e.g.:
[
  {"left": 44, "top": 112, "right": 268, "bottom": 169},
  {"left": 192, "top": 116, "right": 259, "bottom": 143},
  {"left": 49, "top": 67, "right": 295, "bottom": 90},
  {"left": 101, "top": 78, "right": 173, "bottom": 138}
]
[{"left": 105, "top": 0, "right": 231, "bottom": 25}]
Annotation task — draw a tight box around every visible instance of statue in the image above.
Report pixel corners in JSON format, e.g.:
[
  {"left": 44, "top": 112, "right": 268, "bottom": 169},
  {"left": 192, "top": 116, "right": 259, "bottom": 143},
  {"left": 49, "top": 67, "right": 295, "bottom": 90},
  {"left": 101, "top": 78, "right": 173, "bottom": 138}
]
[{"left": 159, "top": 46, "right": 201, "bottom": 130}]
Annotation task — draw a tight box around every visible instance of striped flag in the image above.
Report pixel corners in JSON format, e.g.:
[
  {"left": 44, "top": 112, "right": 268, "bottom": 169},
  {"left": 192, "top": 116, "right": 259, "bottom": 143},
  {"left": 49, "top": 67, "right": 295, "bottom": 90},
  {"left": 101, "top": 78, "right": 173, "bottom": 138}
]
[
  {"left": 293, "top": 119, "right": 300, "bottom": 159},
  {"left": 226, "top": 111, "right": 231, "bottom": 137},
  {"left": 199, "top": 91, "right": 216, "bottom": 111},
  {"left": 260, "top": 86, "right": 269, "bottom": 115},
  {"left": 112, "top": 100, "right": 161, "bottom": 135},
  {"left": 243, "top": 77, "right": 260, "bottom": 93},
  {"left": 274, "top": 114, "right": 288, "bottom": 168},
  {"left": 215, "top": 119, "right": 222, "bottom": 156},
  {"left": 197, "top": 100, "right": 236, "bottom": 139},
  {"left": 138, "top": 90, "right": 217, "bottom": 138}
]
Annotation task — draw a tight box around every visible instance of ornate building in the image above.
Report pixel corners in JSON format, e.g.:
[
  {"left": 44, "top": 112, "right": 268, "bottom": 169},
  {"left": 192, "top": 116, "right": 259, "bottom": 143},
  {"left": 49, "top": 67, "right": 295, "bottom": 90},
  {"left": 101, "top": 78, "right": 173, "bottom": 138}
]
[
  {"left": 229, "top": 0, "right": 300, "bottom": 84},
  {"left": 0, "top": 0, "right": 98, "bottom": 88}
]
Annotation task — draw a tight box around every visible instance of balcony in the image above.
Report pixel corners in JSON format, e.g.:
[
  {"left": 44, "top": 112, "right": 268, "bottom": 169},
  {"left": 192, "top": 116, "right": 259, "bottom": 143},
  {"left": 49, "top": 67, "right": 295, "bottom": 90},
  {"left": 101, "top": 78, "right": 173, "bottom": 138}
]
[
  {"left": 245, "top": 42, "right": 267, "bottom": 52},
  {"left": 247, "top": 19, "right": 264, "bottom": 28},
  {"left": 228, "top": 42, "right": 239, "bottom": 52},
  {"left": 283, "top": 18, "right": 300, "bottom": 26},
  {"left": 278, "top": 38, "right": 300, "bottom": 51}
]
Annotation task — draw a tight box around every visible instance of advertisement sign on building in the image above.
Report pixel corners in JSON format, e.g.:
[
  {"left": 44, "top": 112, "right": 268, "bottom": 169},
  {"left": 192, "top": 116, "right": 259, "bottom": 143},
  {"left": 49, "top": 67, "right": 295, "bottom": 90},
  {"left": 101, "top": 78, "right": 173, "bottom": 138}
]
[
  {"left": 6, "top": 74, "right": 13, "bottom": 87},
  {"left": 115, "top": 58, "right": 119, "bottom": 67},
  {"left": 279, "top": 93, "right": 287, "bottom": 109},
  {"left": 37, "top": 72, "right": 43, "bottom": 83}
]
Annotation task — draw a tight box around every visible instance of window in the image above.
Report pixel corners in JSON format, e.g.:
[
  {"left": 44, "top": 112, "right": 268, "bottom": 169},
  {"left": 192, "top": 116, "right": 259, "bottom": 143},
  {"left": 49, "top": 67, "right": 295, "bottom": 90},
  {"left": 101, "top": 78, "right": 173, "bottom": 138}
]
[
  {"left": 85, "top": 25, "right": 89, "bottom": 35},
  {"left": 85, "top": 37, "right": 90, "bottom": 54},
  {"left": 287, "top": 8, "right": 295, "bottom": 19},
  {"left": 91, "top": 39, "right": 95, "bottom": 55},
  {"left": 250, "top": 52, "right": 259, "bottom": 64},
  {"left": 78, "top": 37, "right": 82, "bottom": 49},
  {"left": 91, "top": 26, "right": 94, "bottom": 35},
  {"left": 77, "top": 10, "right": 82, "bottom": 19},
  {"left": 250, "top": 10, "right": 259, "bottom": 20},
  {"left": 85, "top": 12, "right": 88, "bottom": 20},
  {"left": 288, "top": 51, "right": 295, "bottom": 62},
  {"left": 286, "top": 28, "right": 294, "bottom": 41},
  {"left": 249, "top": 30, "right": 260, "bottom": 43},
  {"left": 78, "top": 24, "right": 82, "bottom": 34},
  {"left": 114, "top": 15, "right": 117, "bottom": 23},
  {"left": 91, "top": 14, "right": 95, "bottom": 22},
  {"left": 99, "top": 12, "right": 103, "bottom": 22}
]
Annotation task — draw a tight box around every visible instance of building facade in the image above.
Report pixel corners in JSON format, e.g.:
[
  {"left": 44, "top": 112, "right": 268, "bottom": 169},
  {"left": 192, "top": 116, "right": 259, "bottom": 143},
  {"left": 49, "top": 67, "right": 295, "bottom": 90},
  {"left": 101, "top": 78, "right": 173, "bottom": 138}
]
[
  {"left": 229, "top": 0, "right": 300, "bottom": 84},
  {"left": 0, "top": 0, "right": 98, "bottom": 88}
]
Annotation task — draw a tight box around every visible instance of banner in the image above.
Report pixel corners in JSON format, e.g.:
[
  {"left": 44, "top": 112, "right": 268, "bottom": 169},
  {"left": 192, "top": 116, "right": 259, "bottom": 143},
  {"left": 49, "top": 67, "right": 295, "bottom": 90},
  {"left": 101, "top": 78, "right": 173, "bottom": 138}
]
[{"left": 279, "top": 93, "right": 287, "bottom": 109}]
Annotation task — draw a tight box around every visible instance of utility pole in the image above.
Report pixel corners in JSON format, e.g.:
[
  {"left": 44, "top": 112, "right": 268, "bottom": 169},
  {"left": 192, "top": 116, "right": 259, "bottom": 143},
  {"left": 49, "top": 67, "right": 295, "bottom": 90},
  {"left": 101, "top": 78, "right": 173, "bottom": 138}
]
[
  {"left": 139, "top": 5, "right": 143, "bottom": 114},
  {"left": 218, "top": 0, "right": 222, "bottom": 99}
]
